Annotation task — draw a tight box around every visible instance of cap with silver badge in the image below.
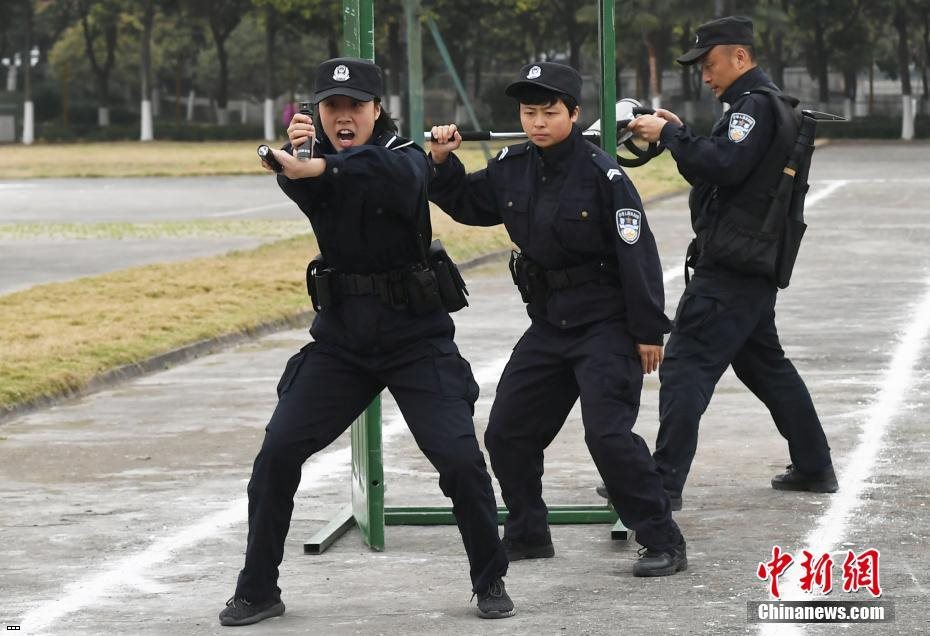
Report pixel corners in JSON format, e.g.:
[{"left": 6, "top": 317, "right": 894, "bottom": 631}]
[
  {"left": 312, "top": 57, "right": 383, "bottom": 103},
  {"left": 505, "top": 62, "right": 582, "bottom": 104}
]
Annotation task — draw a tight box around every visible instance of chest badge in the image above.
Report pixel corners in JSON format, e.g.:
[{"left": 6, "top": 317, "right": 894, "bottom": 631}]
[
  {"left": 616, "top": 209, "right": 641, "bottom": 245},
  {"left": 728, "top": 112, "right": 756, "bottom": 143}
]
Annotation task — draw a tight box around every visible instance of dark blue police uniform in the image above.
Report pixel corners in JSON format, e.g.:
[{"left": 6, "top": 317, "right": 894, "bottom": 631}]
[
  {"left": 654, "top": 65, "right": 834, "bottom": 501},
  {"left": 233, "top": 128, "right": 508, "bottom": 604},
  {"left": 429, "top": 123, "right": 683, "bottom": 554}
]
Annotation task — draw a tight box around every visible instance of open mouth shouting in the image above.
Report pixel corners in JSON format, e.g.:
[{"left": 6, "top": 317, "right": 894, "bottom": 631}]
[{"left": 335, "top": 128, "right": 356, "bottom": 148}]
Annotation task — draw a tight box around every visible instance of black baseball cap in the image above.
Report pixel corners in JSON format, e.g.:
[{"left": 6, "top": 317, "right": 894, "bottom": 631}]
[
  {"left": 676, "top": 16, "right": 755, "bottom": 65},
  {"left": 312, "top": 57, "right": 383, "bottom": 103},
  {"left": 505, "top": 62, "right": 582, "bottom": 104}
]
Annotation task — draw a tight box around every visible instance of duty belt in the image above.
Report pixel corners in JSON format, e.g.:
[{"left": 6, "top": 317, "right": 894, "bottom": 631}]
[
  {"left": 543, "top": 260, "right": 617, "bottom": 291},
  {"left": 335, "top": 269, "right": 409, "bottom": 308}
]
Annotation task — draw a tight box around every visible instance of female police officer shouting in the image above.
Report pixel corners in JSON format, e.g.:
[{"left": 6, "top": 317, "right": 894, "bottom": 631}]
[
  {"left": 429, "top": 62, "right": 687, "bottom": 577},
  {"left": 219, "top": 57, "right": 514, "bottom": 627}
]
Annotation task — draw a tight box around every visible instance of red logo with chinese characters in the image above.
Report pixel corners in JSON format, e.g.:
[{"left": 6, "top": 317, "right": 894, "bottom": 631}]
[{"left": 757, "top": 547, "right": 882, "bottom": 599}]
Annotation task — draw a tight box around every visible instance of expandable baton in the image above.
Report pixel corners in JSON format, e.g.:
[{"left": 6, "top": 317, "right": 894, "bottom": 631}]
[{"left": 423, "top": 99, "right": 664, "bottom": 168}]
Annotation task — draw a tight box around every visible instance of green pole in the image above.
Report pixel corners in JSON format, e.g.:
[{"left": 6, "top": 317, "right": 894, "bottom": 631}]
[
  {"left": 598, "top": 0, "right": 617, "bottom": 156},
  {"left": 425, "top": 16, "right": 492, "bottom": 159},
  {"left": 343, "top": 0, "right": 360, "bottom": 57},
  {"left": 342, "top": 0, "right": 385, "bottom": 551},
  {"left": 359, "top": 0, "right": 374, "bottom": 60},
  {"left": 404, "top": 0, "right": 424, "bottom": 145},
  {"left": 343, "top": 0, "right": 373, "bottom": 60}
]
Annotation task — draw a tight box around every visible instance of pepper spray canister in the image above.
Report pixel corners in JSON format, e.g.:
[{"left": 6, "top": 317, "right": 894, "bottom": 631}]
[{"left": 296, "top": 101, "right": 315, "bottom": 161}]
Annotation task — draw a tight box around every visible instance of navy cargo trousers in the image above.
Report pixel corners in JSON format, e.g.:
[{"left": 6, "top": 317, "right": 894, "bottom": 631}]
[{"left": 654, "top": 270, "right": 833, "bottom": 498}]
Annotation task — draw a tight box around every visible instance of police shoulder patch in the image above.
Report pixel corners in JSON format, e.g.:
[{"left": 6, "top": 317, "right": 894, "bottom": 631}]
[
  {"left": 615, "top": 208, "right": 641, "bottom": 245},
  {"left": 728, "top": 112, "right": 756, "bottom": 143},
  {"left": 497, "top": 142, "right": 529, "bottom": 161},
  {"left": 588, "top": 147, "right": 626, "bottom": 181}
]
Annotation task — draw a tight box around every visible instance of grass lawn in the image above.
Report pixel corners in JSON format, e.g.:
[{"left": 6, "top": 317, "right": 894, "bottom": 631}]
[{"left": 0, "top": 141, "right": 685, "bottom": 413}]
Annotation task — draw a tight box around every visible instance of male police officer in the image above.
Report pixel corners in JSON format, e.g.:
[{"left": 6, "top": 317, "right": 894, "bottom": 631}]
[
  {"left": 430, "top": 62, "right": 686, "bottom": 577},
  {"left": 627, "top": 16, "right": 838, "bottom": 511}
]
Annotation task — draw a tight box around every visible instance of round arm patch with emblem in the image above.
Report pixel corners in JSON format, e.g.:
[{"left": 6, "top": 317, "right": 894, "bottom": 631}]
[
  {"left": 728, "top": 112, "right": 756, "bottom": 143},
  {"left": 616, "top": 208, "right": 641, "bottom": 244}
]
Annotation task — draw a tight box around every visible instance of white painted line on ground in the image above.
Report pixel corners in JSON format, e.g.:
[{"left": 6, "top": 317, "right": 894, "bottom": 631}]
[
  {"left": 803, "top": 180, "right": 848, "bottom": 209},
  {"left": 759, "top": 275, "right": 930, "bottom": 635},
  {"left": 210, "top": 202, "right": 293, "bottom": 218},
  {"left": 18, "top": 353, "right": 512, "bottom": 634},
  {"left": 0, "top": 183, "right": 39, "bottom": 190}
]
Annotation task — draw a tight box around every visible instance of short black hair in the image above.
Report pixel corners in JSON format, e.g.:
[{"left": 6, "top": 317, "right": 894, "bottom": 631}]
[{"left": 512, "top": 86, "right": 579, "bottom": 114}]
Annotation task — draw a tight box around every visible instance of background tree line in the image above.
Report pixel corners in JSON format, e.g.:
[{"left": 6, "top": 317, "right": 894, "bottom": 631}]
[{"left": 1, "top": 0, "right": 929, "bottom": 142}]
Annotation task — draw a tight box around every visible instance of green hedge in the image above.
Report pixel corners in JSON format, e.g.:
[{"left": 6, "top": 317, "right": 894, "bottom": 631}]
[{"left": 35, "top": 121, "right": 266, "bottom": 142}]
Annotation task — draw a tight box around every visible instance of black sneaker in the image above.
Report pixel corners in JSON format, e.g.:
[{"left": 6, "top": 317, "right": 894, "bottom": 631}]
[
  {"left": 219, "top": 596, "right": 285, "bottom": 626},
  {"left": 596, "top": 482, "right": 682, "bottom": 511},
  {"left": 475, "top": 577, "right": 516, "bottom": 619},
  {"left": 633, "top": 538, "right": 688, "bottom": 577},
  {"left": 502, "top": 532, "right": 554, "bottom": 561},
  {"left": 771, "top": 464, "right": 838, "bottom": 493}
]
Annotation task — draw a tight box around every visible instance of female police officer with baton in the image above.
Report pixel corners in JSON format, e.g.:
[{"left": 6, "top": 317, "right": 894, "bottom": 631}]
[
  {"left": 219, "top": 57, "right": 514, "bottom": 626},
  {"left": 429, "top": 62, "right": 686, "bottom": 577}
]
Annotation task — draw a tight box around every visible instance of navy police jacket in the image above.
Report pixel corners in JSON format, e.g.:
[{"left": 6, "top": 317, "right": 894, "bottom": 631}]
[
  {"left": 429, "top": 124, "right": 670, "bottom": 345},
  {"left": 659, "top": 67, "right": 778, "bottom": 237},
  {"left": 277, "top": 129, "right": 432, "bottom": 274},
  {"left": 276, "top": 128, "right": 453, "bottom": 353}
]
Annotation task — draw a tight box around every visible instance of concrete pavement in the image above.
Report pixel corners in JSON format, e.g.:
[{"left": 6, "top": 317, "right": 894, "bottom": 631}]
[
  {"left": 2, "top": 141, "right": 930, "bottom": 634},
  {"left": 0, "top": 176, "right": 295, "bottom": 295}
]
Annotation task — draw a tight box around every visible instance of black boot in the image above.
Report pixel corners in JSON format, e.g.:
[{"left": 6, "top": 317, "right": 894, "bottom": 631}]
[
  {"left": 633, "top": 538, "right": 688, "bottom": 577},
  {"left": 218, "top": 596, "right": 285, "bottom": 626},
  {"left": 771, "top": 464, "right": 838, "bottom": 493},
  {"left": 475, "top": 577, "right": 516, "bottom": 619},
  {"left": 502, "top": 531, "right": 554, "bottom": 561}
]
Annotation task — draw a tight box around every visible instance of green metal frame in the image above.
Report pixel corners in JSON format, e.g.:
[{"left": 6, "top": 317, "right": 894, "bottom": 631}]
[{"left": 304, "top": 0, "right": 629, "bottom": 557}]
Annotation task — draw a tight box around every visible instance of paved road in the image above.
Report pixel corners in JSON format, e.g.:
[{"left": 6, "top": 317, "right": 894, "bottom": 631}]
[
  {"left": 2, "top": 141, "right": 929, "bottom": 634},
  {"left": 0, "top": 176, "right": 295, "bottom": 295},
  {"left": 0, "top": 177, "right": 290, "bottom": 223}
]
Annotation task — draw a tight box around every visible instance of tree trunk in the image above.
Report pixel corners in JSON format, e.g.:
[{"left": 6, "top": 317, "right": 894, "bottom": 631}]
[
  {"left": 921, "top": 4, "right": 930, "bottom": 108},
  {"left": 263, "top": 5, "right": 276, "bottom": 141},
  {"left": 635, "top": 48, "right": 648, "bottom": 102},
  {"left": 140, "top": 0, "right": 155, "bottom": 141},
  {"left": 61, "top": 59, "right": 70, "bottom": 127},
  {"left": 22, "top": 0, "right": 34, "bottom": 144},
  {"left": 216, "top": 43, "right": 229, "bottom": 111},
  {"left": 679, "top": 22, "right": 694, "bottom": 119},
  {"left": 387, "top": 20, "right": 402, "bottom": 97},
  {"left": 645, "top": 37, "right": 661, "bottom": 109},
  {"left": 80, "top": 4, "right": 118, "bottom": 127},
  {"left": 868, "top": 60, "right": 874, "bottom": 116},
  {"left": 814, "top": 20, "right": 829, "bottom": 108},
  {"left": 770, "top": 30, "right": 785, "bottom": 89},
  {"left": 895, "top": 6, "right": 914, "bottom": 139},
  {"left": 843, "top": 69, "right": 857, "bottom": 120}
]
